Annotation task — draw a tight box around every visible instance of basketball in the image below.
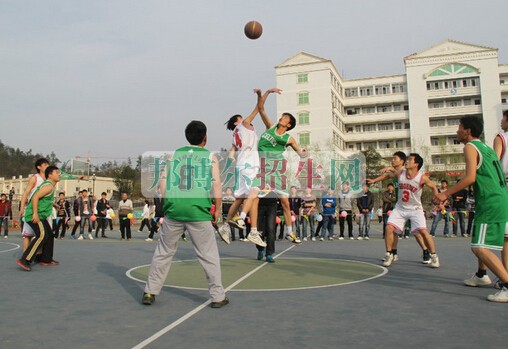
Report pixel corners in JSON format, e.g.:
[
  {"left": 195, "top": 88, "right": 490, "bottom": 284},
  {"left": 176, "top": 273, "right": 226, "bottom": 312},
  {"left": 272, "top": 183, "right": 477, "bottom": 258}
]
[{"left": 244, "top": 21, "right": 262, "bottom": 40}]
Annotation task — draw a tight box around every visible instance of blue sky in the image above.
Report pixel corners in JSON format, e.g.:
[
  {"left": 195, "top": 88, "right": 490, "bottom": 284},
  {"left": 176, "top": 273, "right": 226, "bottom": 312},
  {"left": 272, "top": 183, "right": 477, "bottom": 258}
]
[{"left": 1, "top": 0, "right": 507, "bottom": 165}]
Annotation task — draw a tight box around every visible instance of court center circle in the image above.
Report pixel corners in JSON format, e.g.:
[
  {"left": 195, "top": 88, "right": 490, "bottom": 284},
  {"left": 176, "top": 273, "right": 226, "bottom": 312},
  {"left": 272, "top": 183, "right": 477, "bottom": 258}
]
[{"left": 127, "top": 258, "right": 387, "bottom": 292}]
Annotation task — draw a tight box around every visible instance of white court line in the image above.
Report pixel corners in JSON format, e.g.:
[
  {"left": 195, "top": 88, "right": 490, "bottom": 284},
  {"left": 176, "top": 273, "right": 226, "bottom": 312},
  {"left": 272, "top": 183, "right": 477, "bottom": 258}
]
[
  {"left": 0, "top": 242, "right": 21, "bottom": 254},
  {"left": 130, "top": 244, "right": 296, "bottom": 349}
]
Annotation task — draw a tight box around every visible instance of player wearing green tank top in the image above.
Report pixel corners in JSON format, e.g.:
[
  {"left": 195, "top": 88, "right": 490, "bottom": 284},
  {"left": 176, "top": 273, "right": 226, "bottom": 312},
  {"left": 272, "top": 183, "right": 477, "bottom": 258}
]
[
  {"left": 434, "top": 115, "right": 508, "bottom": 302},
  {"left": 142, "top": 120, "right": 228, "bottom": 308},
  {"left": 16, "top": 166, "right": 61, "bottom": 271},
  {"left": 257, "top": 88, "right": 308, "bottom": 244}
]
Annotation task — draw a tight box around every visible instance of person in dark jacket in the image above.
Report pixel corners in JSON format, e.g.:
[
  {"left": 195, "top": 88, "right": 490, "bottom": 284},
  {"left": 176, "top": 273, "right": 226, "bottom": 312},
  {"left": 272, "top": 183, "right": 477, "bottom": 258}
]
[
  {"left": 95, "top": 192, "right": 110, "bottom": 238},
  {"left": 356, "top": 182, "right": 374, "bottom": 240}
]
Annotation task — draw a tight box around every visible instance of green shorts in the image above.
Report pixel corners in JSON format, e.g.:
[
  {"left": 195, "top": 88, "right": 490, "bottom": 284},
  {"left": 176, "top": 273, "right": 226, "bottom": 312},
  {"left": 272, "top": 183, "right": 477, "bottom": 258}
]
[{"left": 471, "top": 222, "right": 508, "bottom": 251}]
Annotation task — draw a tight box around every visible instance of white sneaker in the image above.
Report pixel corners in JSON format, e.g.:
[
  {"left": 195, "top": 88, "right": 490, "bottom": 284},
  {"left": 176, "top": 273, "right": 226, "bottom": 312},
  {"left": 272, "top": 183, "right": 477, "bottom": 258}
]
[
  {"left": 349, "top": 237, "right": 354, "bottom": 240},
  {"left": 218, "top": 224, "right": 231, "bottom": 244},
  {"left": 464, "top": 274, "right": 492, "bottom": 287},
  {"left": 78, "top": 235, "right": 84, "bottom": 240},
  {"left": 144, "top": 238, "right": 153, "bottom": 242},
  {"left": 302, "top": 237, "right": 307, "bottom": 241},
  {"left": 88, "top": 233, "right": 93, "bottom": 240},
  {"left": 487, "top": 286, "right": 508, "bottom": 303},
  {"left": 3, "top": 235, "right": 7, "bottom": 239},
  {"left": 383, "top": 252, "right": 394, "bottom": 267},
  {"left": 328, "top": 237, "right": 334, "bottom": 241},
  {"left": 311, "top": 237, "right": 316, "bottom": 241},
  {"left": 319, "top": 237, "right": 324, "bottom": 241},
  {"left": 229, "top": 217, "right": 246, "bottom": 229},
  {"left": 393, "top": 254, "right": 399, "bottom": 262},
  {"left": 338, "top": 236, "right": 344, "bottom": 240},
  {"left": 364, "top": 236, "right": 370, "bottom": 240},
  {"left": 357, "top": 236, "right": 363, "bottom": 240},
  {"left": 430, "top": 253, "right": 440, "bottom": 268},
  {"left": 247, "top": 231, "right": 266, "bottom": 247},
  {"left": 286, "top": 233, "right": 302, "bottom": 244}
]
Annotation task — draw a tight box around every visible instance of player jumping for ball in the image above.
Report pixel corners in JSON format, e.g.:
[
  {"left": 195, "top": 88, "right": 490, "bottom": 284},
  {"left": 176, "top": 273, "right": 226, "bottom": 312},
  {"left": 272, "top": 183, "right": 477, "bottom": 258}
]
[{"left": 380, "top": 153, "right": 440, "bottom": 268}]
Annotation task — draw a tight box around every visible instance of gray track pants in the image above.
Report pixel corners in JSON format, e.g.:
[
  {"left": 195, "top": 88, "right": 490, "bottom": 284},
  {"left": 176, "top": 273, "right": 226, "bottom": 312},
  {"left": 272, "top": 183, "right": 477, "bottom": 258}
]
[{"left": 144, "top": 219, "right": 225, "bottom": 302}]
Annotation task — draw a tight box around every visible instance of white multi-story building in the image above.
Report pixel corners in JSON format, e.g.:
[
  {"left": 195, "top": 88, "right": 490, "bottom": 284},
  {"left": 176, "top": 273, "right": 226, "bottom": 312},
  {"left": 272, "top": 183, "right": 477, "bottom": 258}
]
[{"left": 275, "top": 40, "right": 508, "bottom": 175}]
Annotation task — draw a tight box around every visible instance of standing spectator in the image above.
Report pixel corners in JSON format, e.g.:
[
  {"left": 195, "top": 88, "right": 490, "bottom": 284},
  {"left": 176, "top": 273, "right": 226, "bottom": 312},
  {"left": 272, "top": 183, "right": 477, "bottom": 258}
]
[
  {"left": 430, "top": 180, "right": 451, "bottom": 237},
  {"left": 146, "top": 195, "right": 163, "bottom": 242},
  {"left": 289, "top": 186, "right": 302, "bottom": 240},
  {"left": 451, "top": 181, "right": 468, "bottom": 237},
  {"left": 118, "top": 192, "right": 133, "bottom": 241},
  {"left": 382, "top": 183, "right": 396, "bottom": 238},
  {"left": 357, "top": 182, "right": 374, "bottom": 240},
  {"left": 106, "top": 207, "right": 114, "bottom": 231},
  {"left": 300, "top": 187, "right": 316, "bottom": 241},
  {"left": 255, "top": 192, "right": 278, "bottom": 263},
  {"left": 338, "top": 181, "right": 354, "bottom": 239},
  {"left": 96, "top": 192, "right": 110, "bottom": 238},
  {"left": 320, "top": 187, "right": 336, "bottom": 241},
  {"left": 139, "top": 199, "right": 151, "bottom": 232},
  {"left": 54, "top": 192, "right": 70, "bottom": 239},
  {"left": 70, "top": 191, "right": 82, "bottom": 239},
  {"left": 0, "top": 193, "right": 12, "bottom": 238},
  {"left": 465, "top": 186, "right": 475, "bottom": 237},
  {"left": 9, "top": 187, "right": 15, "bottom": 202},
  {"left": 77, "top": 189, "right": 93, "bottom": 240}
]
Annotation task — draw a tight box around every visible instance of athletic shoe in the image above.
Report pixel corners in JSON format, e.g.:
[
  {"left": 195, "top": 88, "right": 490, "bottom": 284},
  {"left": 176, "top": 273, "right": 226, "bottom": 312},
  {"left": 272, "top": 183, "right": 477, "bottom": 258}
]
[
  {"left": 464, "top": 274, "right": 492, "bottom": 287},
  {"left": 16, "top": 259, "right": 31, "bottom": 271},
  {"left": 311, "top": 237, "right": 316, "bottom": 241},
  {"left": 286, "top": 233, "right": 302, "bottom": 244},
  {"left": 328, "top": 237, "right": 334, "bottom": 241},
  {"left": 257, "top": 249, "right": 265, "bottom": 261},
  {"left": 218, "top": 224, "right": 231, "bottom": 245},
  {"left": 349, "top": 236, "right": 354, "bottom": 240},
  {"left": 364, "top": 236, "right": 370, "bottom": 240},
  {"left": 4, "top": 235, "right": 8, "bottom": 239},
  {"left": 211, "top": 297, "right": 229, "bottom": 308},
  {"left": 145, "top": 238, "right": 153, "bottom": 242},
  {"left": 247, "top": 231, "right": 266, "bottom": 247},
  {"left": 357, "top": 236, "right": 364, "bottom": 240},
  {"left": 494, "top": 279, "right": 502, "bottom": 290},
  {"left": 40, "top": 261, "right": 59, "bottom": 266},
  {"left": 393, "top": 254, "right": 399, "bottom": 262},
  {"left": 78, "top": 235, "right": 84, "bottom": 240},
  {"left": 487, "top": 287, "right": 508, "bottom": 303},
  {"left": 266, "top": 255, "right": 275, "bottom": 263},
  {"left": 229, "top": 217, "right": 246, "bottom": 229},
  {"left": 319, "top": 237, "right": 324, "bottom": 241},
  {"left": 102, "top": 235, "right": 108, "bottom": 238},
  {"left": 430, "top": 253, "right": 440, "bottom": 268},
  {"left": 302, "top": 237, "right": 307, "bottom": 241},
  {"left": 138, "top": 230, "right": 142, "bottom": 233},
  {"left": 88, "top": 233, "right": 93, "bottom": 240},
  {"left": 383, "top": 253, "right": 394, "bottom": 267},
  {"left": 182, "top": 236, "right": 187, "bottom": 241},
  {"left": 338, "top": 236, "right": 344, "bottom": 240},
  {"left": 404, "top": 235, "right": 409, "bottom": 239},
  {"left": 422, "top": 250, "right": 431, "bottom": 264},
  {"left": 142, "top": 293, "right": 155, "bottom": 305}
]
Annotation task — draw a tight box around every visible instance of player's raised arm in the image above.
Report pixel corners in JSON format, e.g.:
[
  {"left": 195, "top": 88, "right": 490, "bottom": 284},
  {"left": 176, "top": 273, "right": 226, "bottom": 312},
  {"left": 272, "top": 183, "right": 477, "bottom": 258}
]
[
  {"left": 258, "top": 88, "right": 281, "bottom": 129},
  {"left": 19, "top": 175, "right": 37, "bottom": 217},
  {"left": 242, "top": 89, "right": 262, "bottom": 127},
  {"left": 286, "top": 136, "right": 309, "bottom": 158}
]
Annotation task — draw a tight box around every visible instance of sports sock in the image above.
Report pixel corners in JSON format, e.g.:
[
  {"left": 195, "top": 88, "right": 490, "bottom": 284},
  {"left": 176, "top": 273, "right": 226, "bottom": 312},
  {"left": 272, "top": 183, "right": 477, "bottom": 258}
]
[
  {"left": 250, "top": 227, "right": 257, "bottom": 234},
  {"left": 392, "top": 249, "right": 398, "bottom": 255},
  {"left": 286, "top": 225, "right": 293, "bottom": 235},
  {"left": 476, "top": 269, "right": 487, "bottom": 278},
  {"left": 240, "top": 212, "right": 247, "bottom": 220}
]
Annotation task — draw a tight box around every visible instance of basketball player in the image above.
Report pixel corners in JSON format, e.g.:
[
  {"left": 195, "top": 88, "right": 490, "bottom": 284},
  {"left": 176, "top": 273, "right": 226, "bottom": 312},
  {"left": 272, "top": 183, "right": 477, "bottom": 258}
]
[
  {"left": 434, "top": 116, "right": 508, "bottom": 302},
  {"left": 381, "top": 153, "right": 440, "bottom": 268}
]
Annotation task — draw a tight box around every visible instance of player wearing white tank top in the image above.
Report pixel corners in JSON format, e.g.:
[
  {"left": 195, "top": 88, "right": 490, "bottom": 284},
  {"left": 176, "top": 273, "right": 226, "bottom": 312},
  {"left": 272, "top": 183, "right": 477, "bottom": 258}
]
[{"left": 381, "top": 153, "right": 441, "bottom": 268}]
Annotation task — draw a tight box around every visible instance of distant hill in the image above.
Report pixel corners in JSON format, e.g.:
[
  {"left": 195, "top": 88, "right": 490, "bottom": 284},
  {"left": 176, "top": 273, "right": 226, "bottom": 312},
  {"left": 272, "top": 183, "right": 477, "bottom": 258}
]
[{"left": 0, "top": 140, "right": 59, "bottom": 178}]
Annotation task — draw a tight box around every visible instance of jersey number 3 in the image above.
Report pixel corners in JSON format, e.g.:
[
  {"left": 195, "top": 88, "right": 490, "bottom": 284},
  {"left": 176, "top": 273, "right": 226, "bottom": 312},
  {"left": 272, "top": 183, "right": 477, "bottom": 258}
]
[{"left": 402, "top": 190, "right": 410, "bottom": 202}]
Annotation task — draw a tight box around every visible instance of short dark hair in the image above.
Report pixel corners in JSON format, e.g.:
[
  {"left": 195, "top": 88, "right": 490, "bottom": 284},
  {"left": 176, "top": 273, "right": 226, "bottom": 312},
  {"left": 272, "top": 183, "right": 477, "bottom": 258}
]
[
  {"left": 82, "top": 189, "right": 88, "bottom": 193},
  {"left": 283, "top": 112, "right": 296, "bottom": 131},
  {"left": 35, "top": 158, "right": 49, "bottom": 171},
  {"left": 0, "top": 193, "right": 6, "bottom": 198},
  {"left": 225, "top": 114, "right": 241, "bottom": 131},
  {"left": 185, "top": 120, "right": 207, "bottom": 145},
  {"left": 393, "top": 151, "right": 407, "bottom": 164},
  {"left": 460, "top": 116, "right": 483, "bottom": 138},
  {"left": 342, "top": 181, "right": 349, "bottom": 186},
  {"left": 44, "top": 165, "right": 59, "bottom": 179},
  {"left": 409, "top": 153, "right": 424, "bottom": 171},
  {"left": 441, "top": 179, "right": 448, "bottom": 184},
  {"left": 387, "top": 183, "right": 394, "bottom": 188},
  {"left": 59, "top": 192, "right": 65, "bottom": 196},
  {"left": 503, "top": 110, "right": 508, "bottom": 119},
  {"left": 101, "top": 192, "right": 107, "bottom": 196}
]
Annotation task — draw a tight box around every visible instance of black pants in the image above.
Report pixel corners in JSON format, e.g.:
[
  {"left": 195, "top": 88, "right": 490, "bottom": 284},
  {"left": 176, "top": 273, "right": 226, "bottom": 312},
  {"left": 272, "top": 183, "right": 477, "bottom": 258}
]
[
  {"left": 466, "top": 211, "right": 475, "bottom": 235},
  {"left": 71, "top": 217, "right": 80, "bottom": 236},
  {"left": 139, "top": 219, "right": 150, "bottom": 232},
  {"left": 339, "top": 210, "right": 353, "bottom": 237},
  {"left": 96, "top": 217, "right": 108, "bottom": 237},
  {"left": 21, "top": 220, "right": 54, "bottom": 263},
  {"left": 148, "top": 218, "right": 160, "bottom": 239},
  {"left": 256, "top": 200, "right": 277, "bottom": 256},
  {"left": 55, "top": 217, "right": 67, "bottom": 238},
  {"left": 119, "top": 216, "right": 131, "bottom": 239}
]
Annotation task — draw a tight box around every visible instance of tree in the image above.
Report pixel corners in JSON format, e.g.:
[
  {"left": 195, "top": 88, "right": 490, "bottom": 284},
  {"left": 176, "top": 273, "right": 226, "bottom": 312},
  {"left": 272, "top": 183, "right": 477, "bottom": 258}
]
[
  {"left": 362, "top": 147, "right": 384, "bottom": 180},
  {"left": 112, "top": 165, "right": 138, "bottom": 197}
]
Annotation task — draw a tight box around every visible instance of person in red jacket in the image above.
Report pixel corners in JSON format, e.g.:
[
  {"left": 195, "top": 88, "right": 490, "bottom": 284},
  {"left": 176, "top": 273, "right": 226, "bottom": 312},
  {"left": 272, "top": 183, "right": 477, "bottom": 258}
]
[{"left": 0, "top": 193, "right": 13, "bottom": 238}]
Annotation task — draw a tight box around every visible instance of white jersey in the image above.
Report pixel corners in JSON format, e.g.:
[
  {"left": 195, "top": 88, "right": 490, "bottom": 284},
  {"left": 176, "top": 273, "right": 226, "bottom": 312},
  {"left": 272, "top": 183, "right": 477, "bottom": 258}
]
[
  {"left": 232, "top": 122, "right": 259, "bottom": 168},
  {"left": 28, "top": 174, "right": 44, "bottom": 201},
  {"left": 22, "top": 173, "right": 48, "bottom": 237},
  {"left": 497, "top": 131, "right": 508, "bottom": 181},
  {"left": 395, "top": 169, "right": 424, "bottom": 211}
]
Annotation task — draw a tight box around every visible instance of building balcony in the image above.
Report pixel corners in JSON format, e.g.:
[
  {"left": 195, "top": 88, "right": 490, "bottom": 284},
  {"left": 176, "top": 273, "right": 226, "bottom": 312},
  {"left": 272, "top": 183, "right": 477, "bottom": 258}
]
[
  {"left": 429, "top": 145, "right": 463, "bottom": 155},
  {"left": 426, "top": 86, "right": 480, "bottom": 99},
  {"left": 428, "top": 105, "right": 482, "bottom": 117},
  {"left": 428, "top": 163, "right": 466, "bottom": 173},
  {"left": 344, "top": 130, "right": 410, "bottom": 142},
  {"left": 342, "top": 112, "right": 409, "bottom": 124}
]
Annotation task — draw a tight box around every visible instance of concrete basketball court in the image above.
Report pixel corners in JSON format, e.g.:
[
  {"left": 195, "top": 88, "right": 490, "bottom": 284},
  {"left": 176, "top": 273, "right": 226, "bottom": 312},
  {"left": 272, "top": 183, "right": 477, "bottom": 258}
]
[{"left": 0, "top": 222, "right": 505, "bottom": 349}]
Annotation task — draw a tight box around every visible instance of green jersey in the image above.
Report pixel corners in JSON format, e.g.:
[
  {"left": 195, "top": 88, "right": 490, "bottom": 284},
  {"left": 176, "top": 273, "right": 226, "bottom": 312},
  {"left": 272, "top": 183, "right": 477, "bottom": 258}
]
[
  {"left": 163, "top": 146, "right": 213, "bottom": 221},
  {"left": 258, "top": 125, "right": 291, "bottom": 160},
  {"left": 469, "top": 139, "right": 508, "bottom": 223},
  {"left": 24, "top": 181, "right": 55, "bottom": 221}
]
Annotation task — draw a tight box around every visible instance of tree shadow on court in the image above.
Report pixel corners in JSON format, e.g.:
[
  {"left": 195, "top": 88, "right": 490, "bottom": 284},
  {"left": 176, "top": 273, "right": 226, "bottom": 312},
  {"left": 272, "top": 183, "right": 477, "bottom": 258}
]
[{"left": 96, "top": 261, "right": 208, "bottom": 304}]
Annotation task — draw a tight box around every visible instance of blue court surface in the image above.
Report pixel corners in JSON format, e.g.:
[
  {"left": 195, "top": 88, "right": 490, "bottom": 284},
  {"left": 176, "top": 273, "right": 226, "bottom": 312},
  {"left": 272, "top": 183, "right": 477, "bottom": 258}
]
[{"left": 0, "top": 222, "right": 505, "bottom": 349}]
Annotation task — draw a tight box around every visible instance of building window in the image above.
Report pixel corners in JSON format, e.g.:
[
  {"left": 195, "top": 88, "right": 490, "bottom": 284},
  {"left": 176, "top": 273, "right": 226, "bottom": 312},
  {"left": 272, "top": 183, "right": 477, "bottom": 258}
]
[
  {"left": 298, "top": 132, "right": 310, "bottom": 146},
  {"left": 431, "top": 137, "right": 445, "bottom": 146},
  {"left": 403, "top": 105, "right": 409, "bottom": 111},
  {"left": 363, "top": 124, "right": 377, "bottom": 132},
  {"left": 378, "top": 123, "right": 393, "bottom": 131},
  {"left": 429, "top": 119, "right": 446, "bottom": 127},
  {"left": 448, "top": 118, "right": 460, "bottom": 126},
  {"left": 464, "top": 99, "right": 472, "bottom": 106},
  {"left": 502, "top": 98, "right": 507, "bottom": 104},
  {"left": 394, "top": 122, "right": 402, "bottom": 130},
  {"left": 298, "top": 92, "right": 309, "bottom": 105},
  {"left": 345, "top": 88, "right": 358, "bottom": 97},
  {"left": 432, "top": 156, "right": 445, "bottom": 165},
  {"left": 362, "top": 106, "right": 375, "bottom": 114},
  {"left": 363, "top": 142, "right": 377, "bottom": 150},
  {"left": 360, "top": 86, "right": 373, "bottom": 96},
  {"left": 392, "top": 84, "right": 406, "bottom": 93},
  {"left": 346, "top": 127, "right": 353, "bottom": 133},
  {"left": 375, "top": 85, "right": 390, "bottom": 95},
  {"left": 377, "top": 105, "right": 392, "bottom": 113},
  {"left": 355, "top": 125, "right": 362, "bottom": 132},
  {"left": 298, "top": 111, "right": 310, "bottom": 125},
  {"left": 381, "top": 141, "right": 392, "bottom": 149},
  {"left": 395, "top": 140, "right": 403, "bottom": 148},
  {"left": 474, "top": 99, "right": 481, "bottom": 105},
  {"left": 297, "top": 73, "right": 308, "bottom": 83}
]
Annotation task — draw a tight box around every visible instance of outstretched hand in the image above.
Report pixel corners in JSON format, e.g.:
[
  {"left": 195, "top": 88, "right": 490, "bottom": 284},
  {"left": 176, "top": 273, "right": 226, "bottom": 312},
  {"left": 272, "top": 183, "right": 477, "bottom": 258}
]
[{"left": 267, "top": 87, "right": 282, "bottom": 94}]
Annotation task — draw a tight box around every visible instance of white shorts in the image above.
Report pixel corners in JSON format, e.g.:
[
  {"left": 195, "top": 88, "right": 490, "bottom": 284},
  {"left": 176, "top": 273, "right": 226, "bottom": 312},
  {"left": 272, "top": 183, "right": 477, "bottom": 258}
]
[
  {"left": 234, "top": 166, "right": 259, "bottom": 198},
  {"left": 22, "top": 217, "right": 53, "bottom": 237},
  {"left": 387, "top": 208, "right": 427, "bottom": 235}
]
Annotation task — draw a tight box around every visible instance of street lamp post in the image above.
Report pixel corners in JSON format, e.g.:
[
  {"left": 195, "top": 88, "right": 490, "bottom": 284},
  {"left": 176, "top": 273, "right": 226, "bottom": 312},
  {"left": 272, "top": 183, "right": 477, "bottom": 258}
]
[{"left": 92, "top": 173, "right": 96, "bottom": 197}]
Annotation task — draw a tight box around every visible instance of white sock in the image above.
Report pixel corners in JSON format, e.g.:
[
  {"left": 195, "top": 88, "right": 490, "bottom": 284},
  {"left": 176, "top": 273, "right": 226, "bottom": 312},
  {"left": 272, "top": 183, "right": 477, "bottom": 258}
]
[
  {"left": 240, "top": 212, "right": 247, "bottom": 220},
  {"left": 250, "top": 227, "right": 257, "bottom": 234},
  {"left": 285, "top": 225, "right": 293, "bottom": 235}
]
